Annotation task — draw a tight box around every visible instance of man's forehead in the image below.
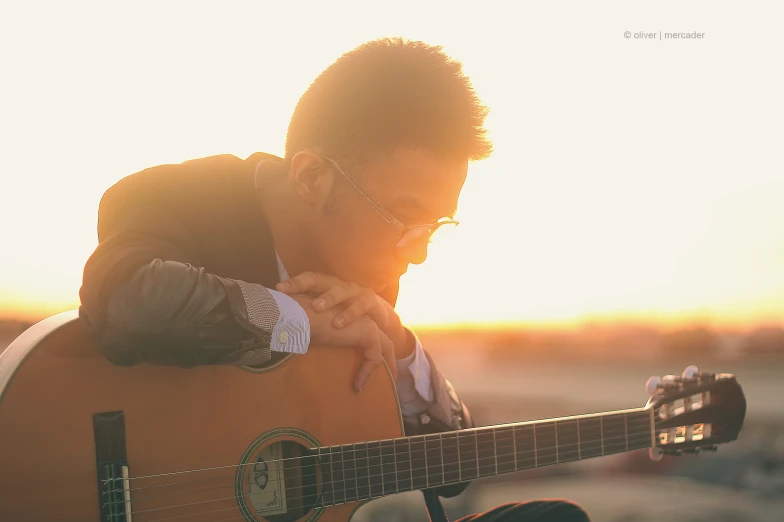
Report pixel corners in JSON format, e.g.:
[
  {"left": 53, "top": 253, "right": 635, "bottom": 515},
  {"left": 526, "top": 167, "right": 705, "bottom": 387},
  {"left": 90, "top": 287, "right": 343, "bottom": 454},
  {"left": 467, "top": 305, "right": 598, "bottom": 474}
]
[{"left": 361, "top": 148, "right": 467, "bottom": 212}]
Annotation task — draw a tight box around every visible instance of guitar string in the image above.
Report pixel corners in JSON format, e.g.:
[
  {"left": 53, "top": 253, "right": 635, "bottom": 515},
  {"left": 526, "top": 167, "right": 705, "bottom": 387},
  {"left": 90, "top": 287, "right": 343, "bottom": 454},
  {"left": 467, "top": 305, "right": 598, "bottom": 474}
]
[
  {"left": 13, "top": 430, "right": 658, "bottom": 522},
  {"left": 110, "top": 416, "right": 653, "bottom": 497},
  {"left": 130, "top": 433, "right": 658, "bottom": 522},
  {"left": 107, "top": 430, "right": 656, "bottom": 521},
  {"left": 120, "top": 423, "right": 653, "bottom": 505},
  {"left": 106, "top": 418, "right": 654, "bottom": 504},
  {"left": 112, "top": 413, "right": 652, "bottom": 483}
]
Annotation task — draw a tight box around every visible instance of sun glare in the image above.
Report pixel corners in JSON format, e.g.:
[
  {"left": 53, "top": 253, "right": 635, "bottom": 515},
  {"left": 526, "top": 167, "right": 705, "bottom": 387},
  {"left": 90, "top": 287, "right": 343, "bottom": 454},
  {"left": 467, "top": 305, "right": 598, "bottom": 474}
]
[{"left": 1, "top": 3, "right": 782, "bottom": 331}]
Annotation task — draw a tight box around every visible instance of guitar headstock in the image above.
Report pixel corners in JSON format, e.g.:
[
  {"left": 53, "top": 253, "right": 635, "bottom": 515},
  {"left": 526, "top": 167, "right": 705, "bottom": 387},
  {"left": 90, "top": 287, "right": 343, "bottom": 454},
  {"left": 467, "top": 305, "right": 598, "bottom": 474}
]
[{"left": 646, "top": 366, "right": 746, "bottom": 458}]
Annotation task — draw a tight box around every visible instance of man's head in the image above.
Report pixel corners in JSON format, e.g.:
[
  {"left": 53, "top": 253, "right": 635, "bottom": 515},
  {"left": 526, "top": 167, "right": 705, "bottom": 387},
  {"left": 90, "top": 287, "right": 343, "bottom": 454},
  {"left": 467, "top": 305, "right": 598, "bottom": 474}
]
[{"left": 280, "top": 38, "right": 492, "bottom": 293}]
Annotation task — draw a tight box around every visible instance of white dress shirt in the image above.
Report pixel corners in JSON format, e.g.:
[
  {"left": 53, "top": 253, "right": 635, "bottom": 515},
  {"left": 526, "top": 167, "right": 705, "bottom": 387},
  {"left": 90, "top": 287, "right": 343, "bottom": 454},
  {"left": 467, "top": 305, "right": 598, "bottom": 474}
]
[{"left": 265, "top": 253, "right": 434, "bottom": 416}]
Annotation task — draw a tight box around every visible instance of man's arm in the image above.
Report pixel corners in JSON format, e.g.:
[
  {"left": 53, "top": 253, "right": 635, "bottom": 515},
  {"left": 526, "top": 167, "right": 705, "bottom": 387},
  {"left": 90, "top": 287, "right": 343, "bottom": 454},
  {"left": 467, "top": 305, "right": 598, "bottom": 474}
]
[{"left": 79, "top": 202, "right": 308, "bottom": 367}]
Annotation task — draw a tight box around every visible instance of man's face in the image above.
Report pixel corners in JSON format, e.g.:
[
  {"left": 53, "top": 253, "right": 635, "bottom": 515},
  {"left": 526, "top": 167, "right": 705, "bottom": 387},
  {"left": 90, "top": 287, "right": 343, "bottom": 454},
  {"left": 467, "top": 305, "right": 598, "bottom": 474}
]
[{"left": 313, "top": 148, "right": 468, "bottom": 293}]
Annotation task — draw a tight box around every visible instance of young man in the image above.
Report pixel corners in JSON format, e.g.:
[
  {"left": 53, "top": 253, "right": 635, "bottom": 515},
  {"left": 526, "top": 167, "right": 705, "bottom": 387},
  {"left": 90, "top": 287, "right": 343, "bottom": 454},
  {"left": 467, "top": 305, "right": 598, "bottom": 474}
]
[{"left": 79, "top": 37, "right": 590, "bottom": 522}]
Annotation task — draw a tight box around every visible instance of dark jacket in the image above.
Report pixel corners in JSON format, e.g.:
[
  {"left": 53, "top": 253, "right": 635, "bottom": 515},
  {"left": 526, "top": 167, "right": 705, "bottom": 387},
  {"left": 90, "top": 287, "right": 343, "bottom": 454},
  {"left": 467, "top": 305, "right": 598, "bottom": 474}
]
[{"left": 79, "top": 152, "right": 474, "bottom": 497}]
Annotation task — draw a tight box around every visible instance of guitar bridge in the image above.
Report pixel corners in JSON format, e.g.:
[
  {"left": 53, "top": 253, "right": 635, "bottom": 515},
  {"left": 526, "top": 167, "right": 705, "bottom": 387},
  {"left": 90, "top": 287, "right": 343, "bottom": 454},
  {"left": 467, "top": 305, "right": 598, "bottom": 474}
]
[
  {"left": 98, "top": 462, "right": 132, "bottom": 522},
  {"left": 94, "top": 411, "right": 132, "bottom": 521}
]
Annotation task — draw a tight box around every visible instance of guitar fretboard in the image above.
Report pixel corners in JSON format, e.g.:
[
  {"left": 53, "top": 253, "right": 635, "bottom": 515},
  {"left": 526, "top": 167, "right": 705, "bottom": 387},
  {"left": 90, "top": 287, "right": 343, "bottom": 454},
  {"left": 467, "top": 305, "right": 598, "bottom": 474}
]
[{"left": 315, "top": 408, "right": 652, "bottom": 507}]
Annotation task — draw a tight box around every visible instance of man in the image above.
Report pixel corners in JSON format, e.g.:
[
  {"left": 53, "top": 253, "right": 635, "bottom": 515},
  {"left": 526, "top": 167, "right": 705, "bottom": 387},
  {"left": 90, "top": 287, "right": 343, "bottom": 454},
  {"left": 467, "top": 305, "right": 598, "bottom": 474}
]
[{"left": 79, "top": 37, "right": 590, "bottom": 522}]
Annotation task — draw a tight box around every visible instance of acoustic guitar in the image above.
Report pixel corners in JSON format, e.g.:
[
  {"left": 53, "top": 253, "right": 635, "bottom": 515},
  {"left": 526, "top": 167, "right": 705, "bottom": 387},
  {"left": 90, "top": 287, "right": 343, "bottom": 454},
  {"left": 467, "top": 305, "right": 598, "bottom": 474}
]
[{"left": 0, "top": 311, "right": 746, "bottom": 522}]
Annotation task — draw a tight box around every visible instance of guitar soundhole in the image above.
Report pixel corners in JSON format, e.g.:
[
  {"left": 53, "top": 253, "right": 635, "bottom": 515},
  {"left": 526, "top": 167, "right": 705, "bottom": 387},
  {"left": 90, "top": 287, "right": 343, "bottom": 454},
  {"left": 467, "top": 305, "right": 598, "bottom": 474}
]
[{"left": 241, "top": 440, "right": 321, "bottom": 522}]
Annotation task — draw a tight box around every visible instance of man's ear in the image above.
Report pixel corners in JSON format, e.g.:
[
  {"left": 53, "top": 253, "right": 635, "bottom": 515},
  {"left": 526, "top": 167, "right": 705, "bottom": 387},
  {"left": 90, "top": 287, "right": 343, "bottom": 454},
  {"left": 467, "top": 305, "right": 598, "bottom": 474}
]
[{"left": 288, "top": 151, "right": 334, "bottom": 207}]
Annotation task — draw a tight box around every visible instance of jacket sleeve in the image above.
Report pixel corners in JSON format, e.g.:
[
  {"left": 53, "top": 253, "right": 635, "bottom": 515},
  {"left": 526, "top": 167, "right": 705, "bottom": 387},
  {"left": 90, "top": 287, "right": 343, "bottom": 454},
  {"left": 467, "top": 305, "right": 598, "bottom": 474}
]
[{"left": 79, "top": 202, "right": 279, "bottom": 367}]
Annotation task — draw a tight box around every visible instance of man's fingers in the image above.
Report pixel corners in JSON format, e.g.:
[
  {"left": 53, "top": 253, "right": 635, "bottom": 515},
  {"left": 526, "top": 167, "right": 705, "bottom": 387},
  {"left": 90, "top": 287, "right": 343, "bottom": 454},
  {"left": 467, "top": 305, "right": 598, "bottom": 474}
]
[
  {"left": 333, "top": 292, "right": 379, "bottom": 327},
  {"left": 315, "top": 283, "right": 361, "bottom": 313},
  {"left": 277, "top": 271, "right": 336, "bottom": 294},
  {"left": 354, "top": 340, "right": 384, "bottom": 394},
  {"left": 378, "top": 329, "right": 397, "bottom": 382}
]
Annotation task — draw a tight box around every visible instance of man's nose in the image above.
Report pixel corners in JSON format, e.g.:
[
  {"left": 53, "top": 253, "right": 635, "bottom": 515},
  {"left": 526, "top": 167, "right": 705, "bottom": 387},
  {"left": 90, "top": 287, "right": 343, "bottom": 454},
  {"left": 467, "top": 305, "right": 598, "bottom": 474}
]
[{"left": 400, "top": 240, "right": 429, "bottom": 265}]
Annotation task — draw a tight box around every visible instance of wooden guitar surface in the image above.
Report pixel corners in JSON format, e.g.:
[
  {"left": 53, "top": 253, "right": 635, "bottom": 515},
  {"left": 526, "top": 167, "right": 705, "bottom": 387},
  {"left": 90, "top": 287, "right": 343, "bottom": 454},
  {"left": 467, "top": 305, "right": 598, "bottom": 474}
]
[{"left": 0, "top": 311, "right": 405, "bottom": 522}]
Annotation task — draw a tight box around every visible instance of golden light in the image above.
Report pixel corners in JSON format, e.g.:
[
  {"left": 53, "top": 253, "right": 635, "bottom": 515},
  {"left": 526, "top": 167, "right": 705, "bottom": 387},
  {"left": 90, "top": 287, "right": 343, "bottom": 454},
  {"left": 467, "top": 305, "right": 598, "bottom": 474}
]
[{"left": 1, "top": 2, "right": 782, "bottom": 331}]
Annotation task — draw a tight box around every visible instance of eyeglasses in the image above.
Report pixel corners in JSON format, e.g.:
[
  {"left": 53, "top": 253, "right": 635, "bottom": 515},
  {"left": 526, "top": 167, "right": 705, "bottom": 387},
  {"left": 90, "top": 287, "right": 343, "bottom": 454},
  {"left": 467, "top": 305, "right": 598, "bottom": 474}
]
[{"left": 321, "top": 155, "right": 459, "bottom": 248}]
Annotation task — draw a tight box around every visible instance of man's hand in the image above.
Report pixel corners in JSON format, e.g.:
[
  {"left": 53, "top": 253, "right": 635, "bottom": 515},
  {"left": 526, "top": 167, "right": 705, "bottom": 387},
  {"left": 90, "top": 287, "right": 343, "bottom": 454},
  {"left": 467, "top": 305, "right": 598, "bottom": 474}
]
[
  {"left": 288, "top": 293, "right": 397, "bottom": 393},
  {"left": 277, "top": 272, "right": 415, "bottom": 360}
]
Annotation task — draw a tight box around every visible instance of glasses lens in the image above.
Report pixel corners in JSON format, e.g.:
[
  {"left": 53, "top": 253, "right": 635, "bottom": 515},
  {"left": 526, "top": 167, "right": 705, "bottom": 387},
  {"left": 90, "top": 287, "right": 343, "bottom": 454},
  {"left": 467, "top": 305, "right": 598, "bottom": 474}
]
[{"left": 396, "top": 221, "right": 458, "bottom": 247}]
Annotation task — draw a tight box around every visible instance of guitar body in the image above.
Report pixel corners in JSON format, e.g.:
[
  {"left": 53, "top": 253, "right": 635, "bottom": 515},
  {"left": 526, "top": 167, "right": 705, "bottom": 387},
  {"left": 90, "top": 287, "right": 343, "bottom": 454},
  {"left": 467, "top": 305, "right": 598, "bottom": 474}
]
[{"left": 0, "top": 311, "right": 405, "bottom": 522}]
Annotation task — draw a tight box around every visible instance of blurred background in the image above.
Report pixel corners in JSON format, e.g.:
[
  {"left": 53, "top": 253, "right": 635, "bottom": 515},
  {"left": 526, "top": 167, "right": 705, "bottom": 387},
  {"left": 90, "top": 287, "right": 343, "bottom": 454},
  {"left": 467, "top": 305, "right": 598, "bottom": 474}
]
[{"left": 1, "top": 1, "right": 783, "bottom": 520}]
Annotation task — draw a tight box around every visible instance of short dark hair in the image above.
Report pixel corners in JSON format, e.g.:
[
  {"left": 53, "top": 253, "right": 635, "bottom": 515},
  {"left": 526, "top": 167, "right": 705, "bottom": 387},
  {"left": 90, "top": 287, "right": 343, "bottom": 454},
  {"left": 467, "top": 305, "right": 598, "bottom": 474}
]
[{"left": 285, "top": 37, "right": 492, "bottom": 167}]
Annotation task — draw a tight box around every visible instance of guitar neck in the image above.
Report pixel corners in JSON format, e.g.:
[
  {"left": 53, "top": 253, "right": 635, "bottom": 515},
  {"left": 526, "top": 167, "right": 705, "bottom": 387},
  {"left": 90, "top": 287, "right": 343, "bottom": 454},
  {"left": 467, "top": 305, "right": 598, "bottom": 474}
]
[{"left": 316, "top": 407, "right": 653, "bottom": 506}]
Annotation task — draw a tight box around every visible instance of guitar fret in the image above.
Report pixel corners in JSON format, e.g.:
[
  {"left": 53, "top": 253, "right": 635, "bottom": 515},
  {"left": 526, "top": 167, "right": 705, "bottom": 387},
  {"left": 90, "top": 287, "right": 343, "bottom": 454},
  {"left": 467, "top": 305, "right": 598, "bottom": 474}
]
[
  {"left": 353, "top": 444, "right": 359, "bottom": 501},
  {"left": 513, "top": 425, "right": 535, "bottom": 470},
  {"left": 624, "top": 413, "right": 629, "bottom": 452},
  {"left": 354, "top": 442, "right": 369, "bottom": 500},
  {"left": 601, "top": 414, "right": 628, "bottom": 455},
  {"left": 474, "top": 431, "right": 480, "bottom": 478},
  {"left": 441, "top": 432, "right": 460, "bottom": 484},
  {"left": 342, "top": 444, "right": 357, "bottom": 503},
  {"left": 380, "top": 440, "right": 397, "bottom": 495},
  {"left": 557, "top": 420, "right": 579, "bottom": 463},
  {"left": 318, "top": 447, "right": 335, "bottom": 506},
  {"left": 424, "top": 434, "right": 443, "bottom": 487},
  {"left": 600, "top": 416, "right": 604, "bottom": 456},
  {"left": 409, "top": 439, "right": 414, "bottom": 488},
  {"left": 394, "top": 438, "right": 412, "bottom": 492},
  {"left": 457, "top": 431, "right": 478, "bottom": 480},
  {"left": 535, "top": 422, "right": 557, "bottom": 467},
  {"left": 457, "top": 432, "right": 462, "bottom": 482},
  {"left": 493, "top": 428, "right": 498, "bottom": 475},
  {"left": 474, "top": 431, "right": 482, "bottom": 477},
  {"left": 627, "top": 411, "right": 655, "bottom": 451},
  {"left": 409, "top": 436, "right": 427, "bottom": 490},
  {"left": 578, "top": 416, "right": 602, "bottom": 459},
  {"left": 533, "top": 424, "right": 538, "bottom": 467},
  {"left": 393, "top": 442, "right": 399, "bottom": 491},
  {"left": 439, "top": 433, "right": 445, "bottom": 485},
  {"left": 366, "top": 441, "right": 382, "bottom": 498},
  {"left": 333, "top": 445, "right": 346, "bottom": 504},
  {"left": 494, "top": 426, "right": 515, "bottom": 475},
  {"left": 476, "top": 430, "right": 497, "bottom": 478}
]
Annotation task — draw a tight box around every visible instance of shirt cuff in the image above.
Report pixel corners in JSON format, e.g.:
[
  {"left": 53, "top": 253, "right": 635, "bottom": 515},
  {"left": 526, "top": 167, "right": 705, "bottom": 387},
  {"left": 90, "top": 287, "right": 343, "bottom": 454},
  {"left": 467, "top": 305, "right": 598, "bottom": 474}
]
[
  {"left": 395, "top": 329, "right": 434, "bottom": 416},
  {"left": 267, "top": 288, "right": 310, "bottom": 354}
]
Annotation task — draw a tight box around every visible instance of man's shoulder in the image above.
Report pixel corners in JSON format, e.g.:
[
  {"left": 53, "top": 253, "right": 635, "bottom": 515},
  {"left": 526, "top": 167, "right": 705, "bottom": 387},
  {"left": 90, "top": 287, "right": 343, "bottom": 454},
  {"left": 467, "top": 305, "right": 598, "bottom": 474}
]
[
  {"left": 102, "top": 151, "right": 280, "bottom": 200},
  {"left": 96, "top": 152, "right": 280, "bottom": 237},
  {"left": 117, "top": 151, "right": 279, "bottom": 185}
]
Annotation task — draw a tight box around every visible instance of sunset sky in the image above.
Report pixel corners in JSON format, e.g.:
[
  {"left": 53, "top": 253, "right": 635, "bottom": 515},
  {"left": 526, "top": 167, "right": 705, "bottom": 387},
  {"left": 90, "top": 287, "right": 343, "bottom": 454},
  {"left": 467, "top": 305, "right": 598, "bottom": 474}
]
[{"left": 1, "top": 1, "right": 782, "bottom": 330}]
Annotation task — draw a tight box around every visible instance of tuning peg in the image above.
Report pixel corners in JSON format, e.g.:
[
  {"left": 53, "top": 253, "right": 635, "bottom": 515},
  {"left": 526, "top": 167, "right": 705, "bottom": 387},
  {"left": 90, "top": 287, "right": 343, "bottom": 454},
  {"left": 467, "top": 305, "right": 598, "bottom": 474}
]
[
  {"left": 661, "top": 374, "right": 679, "bottom": 389},
  {"left": 648, "top": 447, "right": 664, "bottom": 461},
  {"left": 645, "top": 376, "right": 662, "bottom": 395},
  {"left": 682, "top": 365, "right": 699, "bottom": 379}
]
